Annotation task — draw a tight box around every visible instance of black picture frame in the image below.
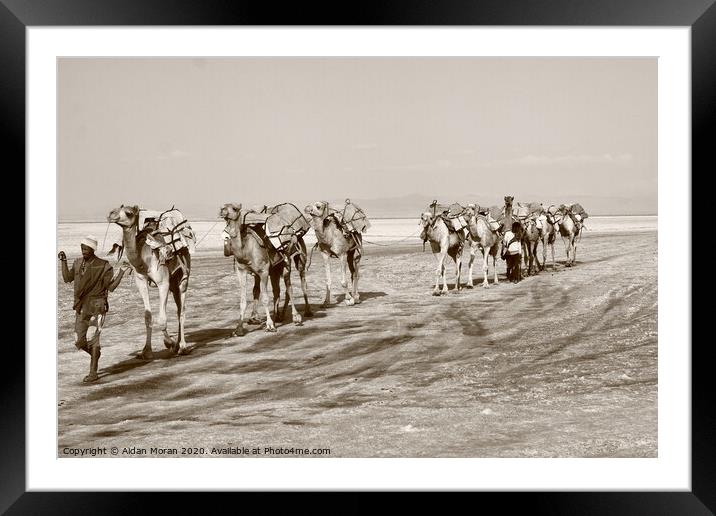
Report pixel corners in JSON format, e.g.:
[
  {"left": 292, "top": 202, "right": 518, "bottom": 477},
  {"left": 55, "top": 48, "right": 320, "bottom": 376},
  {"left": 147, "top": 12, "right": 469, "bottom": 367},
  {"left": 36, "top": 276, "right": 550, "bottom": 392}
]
[{"left": 7, "top": 0, "right": 709, "bottom": 512}]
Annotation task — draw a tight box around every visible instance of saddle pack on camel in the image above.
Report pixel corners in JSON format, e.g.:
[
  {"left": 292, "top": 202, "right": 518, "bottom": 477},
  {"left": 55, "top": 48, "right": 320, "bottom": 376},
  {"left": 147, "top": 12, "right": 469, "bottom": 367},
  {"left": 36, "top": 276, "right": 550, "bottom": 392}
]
[
  {"left": 232, "top": 203, "right": 311, "bottom": 263},
  {"left": 428, "top": 200, "right": 469, "bottom": 232},
  {"left": 515, "top": 202, "right": 544, "bottom": 220},
  {"left": 140, "top": 207, "right": 195, "bottom": 276},
  {"left": 328, "top": 199, "right": 371, "bottom": 235},
  {"left": 568, "top": 203, "right": 588, "bottom": 221},
  {"left": 319, "top": 200, "right": 370, "bottom": 256},
  {"left": 241, "top": 206, "right": 310, "bottom": 252},
  {"left": 513, "top": 202, "right": 545, "bottom": 232},
  {"left": 467, "top": 203, "right": 502, "bottom": 233}
]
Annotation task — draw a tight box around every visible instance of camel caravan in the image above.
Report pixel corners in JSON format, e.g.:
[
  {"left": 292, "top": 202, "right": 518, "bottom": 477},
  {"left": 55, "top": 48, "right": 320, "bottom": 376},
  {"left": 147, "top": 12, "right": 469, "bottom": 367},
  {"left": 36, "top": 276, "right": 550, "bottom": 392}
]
[
  {"left": 60, "top": 196, "right": 584, "bottom": 364},
  {"left": 97, "top": 199, "right": 371, "bottom": 359},
  {"left": 420, "top": 196, "right": 587, "bottom": 295}
]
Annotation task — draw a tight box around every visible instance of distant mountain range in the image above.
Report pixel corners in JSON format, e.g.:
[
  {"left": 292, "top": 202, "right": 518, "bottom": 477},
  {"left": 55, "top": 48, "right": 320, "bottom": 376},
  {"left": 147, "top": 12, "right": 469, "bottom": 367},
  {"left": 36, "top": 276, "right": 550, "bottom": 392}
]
[{"left": 59, "top": 193, "right": 656, "bottom": 222}]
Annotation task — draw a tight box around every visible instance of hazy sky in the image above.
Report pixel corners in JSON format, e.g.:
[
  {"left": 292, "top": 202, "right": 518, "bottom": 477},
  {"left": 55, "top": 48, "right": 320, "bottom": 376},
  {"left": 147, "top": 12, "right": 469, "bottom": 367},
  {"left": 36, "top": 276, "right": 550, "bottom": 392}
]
[{"left": 58, "top": 57, "right": 656, "bottom": 220}]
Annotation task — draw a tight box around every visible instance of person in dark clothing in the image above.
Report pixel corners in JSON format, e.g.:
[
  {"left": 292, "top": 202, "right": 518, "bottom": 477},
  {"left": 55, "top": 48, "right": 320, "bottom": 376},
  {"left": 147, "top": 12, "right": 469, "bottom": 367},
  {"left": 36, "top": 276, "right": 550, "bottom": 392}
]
[
  {"left": 501, "top": 222, "right": 523, "bottom": 283},
  {"left": 58, "top": 235, "right": 128, "bottom": 383}
]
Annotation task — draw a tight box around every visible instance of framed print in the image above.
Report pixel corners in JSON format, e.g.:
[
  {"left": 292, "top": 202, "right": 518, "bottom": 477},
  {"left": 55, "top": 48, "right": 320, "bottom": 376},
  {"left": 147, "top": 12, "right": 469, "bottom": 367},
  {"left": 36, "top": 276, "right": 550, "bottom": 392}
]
[{"left": 7, "top": 0, "right": 711, "bottom": 512}]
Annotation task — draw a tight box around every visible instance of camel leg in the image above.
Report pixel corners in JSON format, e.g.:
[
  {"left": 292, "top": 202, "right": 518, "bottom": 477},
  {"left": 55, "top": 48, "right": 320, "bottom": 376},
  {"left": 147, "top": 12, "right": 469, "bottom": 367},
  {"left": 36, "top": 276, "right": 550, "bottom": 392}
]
[
  {"left": 453, "top": 252, "right": 462, "bottom": 292},
  {"left": 492, "top": 249, "right": 499, "bottom": 284},
  {"left": 572, "top": 236, "right": 578, "bottom": 266},
  {"left": 156, "top": 277, "right": 174, "bottom": 350},
  {"left": 551, "top": 243, "right": 556, "bottom": 271},
  {"left": 134, "top": 275, "right": 153, "bottom": 360},
  {"left": 295, "top": 253, "right": 313, "bottom": 317},
  {"left": 339, "top": 253, "right": 348, "bottom": 290},
  {"left": 432, "top": 251, "right": 442, "bottom": 296},
  {"left": 441, "top": 250, "right": 449, "bottom": 295},
  {"left": 532, "top": 242, "right": 540, "bottom": 274},
  {"left": 482, "top": 248, "right": 490, "bottom": 288},
  {"left": 171, "top": 277, "right": 189, "bottom": 355},
  {"left": 232, "top": 267, "right": 248, "bottom": 337},
  {"left": 246, "top": 274, "right": 262, "bottom": 325},
  {"left": 282, "top": 259, "right": 302, "bottom": 325},
  {"left": 466, "top": 243, "right": 475, "bottom": 288},
  {"left": 440, "top": 260, "right": 449, "bottom": 295},
  {"left": 340, "top": 253, "right": 354, "bottom": 305},
  {"left": 348, "top": 249, "right": 361, "bottom": 304},
  {"left": 272, "top": 266, "right": 284, "bottom": 322},
  {"left": 434, "top": 250, "right": 447, "bottom": 295},
  {"left": 279, "top": 266, "right": 289, "bottom": 322},
  {"left": 260, "top": 272, "right": 276, "bottom": 332},
  {"left": 321, "top": 252, "right": 332, "bottom": 307},
  {"left": 562, "top": 236, "right": 571, "bottom": 267}
]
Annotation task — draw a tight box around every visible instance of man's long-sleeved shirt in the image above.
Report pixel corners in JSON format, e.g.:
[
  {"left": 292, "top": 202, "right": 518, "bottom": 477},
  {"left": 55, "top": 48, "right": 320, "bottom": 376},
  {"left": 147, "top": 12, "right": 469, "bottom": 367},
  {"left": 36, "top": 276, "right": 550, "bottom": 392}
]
[{"left": 64, "top": 255, "right": 113, "bottom": 311}]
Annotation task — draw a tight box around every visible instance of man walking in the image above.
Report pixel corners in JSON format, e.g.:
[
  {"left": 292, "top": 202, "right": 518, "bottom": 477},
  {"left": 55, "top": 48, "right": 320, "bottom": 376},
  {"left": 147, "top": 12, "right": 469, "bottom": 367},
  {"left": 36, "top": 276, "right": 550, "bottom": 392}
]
[
  {"left": 501, "top": 222, "right": 523, "bottom": 283},
  {"left": 58, "top": 235, "right": 128, "bottom": 383}
]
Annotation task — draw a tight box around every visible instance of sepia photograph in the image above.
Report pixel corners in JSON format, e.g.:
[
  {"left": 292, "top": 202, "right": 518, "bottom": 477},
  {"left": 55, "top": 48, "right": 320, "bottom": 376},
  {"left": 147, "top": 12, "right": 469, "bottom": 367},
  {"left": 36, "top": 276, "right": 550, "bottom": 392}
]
[{"left": 55, "top": 56, "right": 658, "bottom": 459}]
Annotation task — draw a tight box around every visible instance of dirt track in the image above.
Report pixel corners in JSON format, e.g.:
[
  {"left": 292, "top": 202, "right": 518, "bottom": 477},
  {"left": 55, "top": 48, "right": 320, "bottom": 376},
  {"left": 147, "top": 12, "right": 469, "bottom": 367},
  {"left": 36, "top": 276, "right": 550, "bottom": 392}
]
[{"left": 57, "top": 230, "right": 657, "bottom": 457}]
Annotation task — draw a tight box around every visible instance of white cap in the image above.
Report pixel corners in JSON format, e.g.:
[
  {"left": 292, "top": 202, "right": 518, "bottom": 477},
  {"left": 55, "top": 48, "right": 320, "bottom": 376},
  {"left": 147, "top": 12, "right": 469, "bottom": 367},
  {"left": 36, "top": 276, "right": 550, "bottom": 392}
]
[{"left": 80, "top": 235, "right": 98, "bottom": 250}]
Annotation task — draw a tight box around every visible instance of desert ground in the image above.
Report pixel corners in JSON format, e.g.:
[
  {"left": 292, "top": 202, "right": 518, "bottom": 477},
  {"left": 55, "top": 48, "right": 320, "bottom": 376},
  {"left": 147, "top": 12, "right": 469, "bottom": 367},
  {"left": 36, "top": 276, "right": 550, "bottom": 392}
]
[{"left": 57, "top": 221, "right": 657, "bottom": 457}]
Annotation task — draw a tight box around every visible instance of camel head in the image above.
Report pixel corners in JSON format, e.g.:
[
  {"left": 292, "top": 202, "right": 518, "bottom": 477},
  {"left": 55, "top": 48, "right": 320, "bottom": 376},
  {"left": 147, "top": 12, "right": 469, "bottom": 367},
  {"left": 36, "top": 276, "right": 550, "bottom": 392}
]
[
  {"left": 107, "top": 205, "right": 140, "bottom": 228},
  {"left": 464, "top": 203, "right": 479, "bottom": 219},
  {"left": 504, "top": 195, "right": 514, "bottom": 206},
  {"left": 419, "top": 212, "right": 435, "bottom": 241},
  {"left": 304, "top": 201, "right": 328, "bottom": 218},
  {"left": 219, "top": 203, "right": 242, "bottom": 221}
]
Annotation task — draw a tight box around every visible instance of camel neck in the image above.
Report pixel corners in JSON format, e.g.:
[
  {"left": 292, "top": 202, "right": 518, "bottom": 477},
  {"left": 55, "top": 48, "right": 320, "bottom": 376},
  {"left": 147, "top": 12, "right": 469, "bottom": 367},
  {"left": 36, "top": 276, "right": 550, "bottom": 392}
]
[
  {"left": 122, "top": 225, "right": 140, "bottom": 265},
  {"left": 427, "top": 219, "right": 445, "bottom": 242},
  {"left": 312, "top": 215, "right": 331, "bottom": 244},
  {"left": 121, "top": 224, "right": 146, "bottom": 272},
  {"left": 226, "top": 218, "right": 244, "bottom": 252}
]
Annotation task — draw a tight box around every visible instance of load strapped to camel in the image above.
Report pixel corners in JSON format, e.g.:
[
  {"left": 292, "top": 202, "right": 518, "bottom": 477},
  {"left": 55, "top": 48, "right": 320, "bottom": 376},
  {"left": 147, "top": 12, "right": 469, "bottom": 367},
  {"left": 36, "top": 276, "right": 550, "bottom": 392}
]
[
  {"left": 141, "top": 207, "right": 195, "bottom": 262},
  {"left": 512, "top": 201, "right": 546, "bottom": 231},
  {"left": 515, "top": 202, "right": 544, "bottom": 220},
  {"left": 547, "top": 203, "right": 588, "bottom": 229},
  {"left": 230, "top": 202, "right": 311, "bottom": 254},
  {"left": 330, "top": 199, "right": 371, "bottom": 235},
  {"left": 467, "top": 203, "right": 502, "bottom": 233},
  {"left": 264, "top": 203, "right": 311, "bottom": 252},
  {"left": 428, "top": 200, "right": 468, "bottom": 232},
  {"left": 568, "top": 202, "right": 588, "bottom": 221}
]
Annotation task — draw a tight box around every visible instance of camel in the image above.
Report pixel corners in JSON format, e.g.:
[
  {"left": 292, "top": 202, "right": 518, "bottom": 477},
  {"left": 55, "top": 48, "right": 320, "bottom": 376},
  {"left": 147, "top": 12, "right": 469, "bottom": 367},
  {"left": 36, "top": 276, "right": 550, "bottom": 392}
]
[
  {"left": 419, "top": 212, "right": 465, "bottom": 295},
  {"left": 538, "top": 212, "right": 557, "bottom": 271},
  {"left": 304, "top": 201, "right": 363, "bottom": 306},
  {"left": 519, "top": 216, "right": 541, "bottom": 276},
  {"left": 555, "top": 206, "right": 582, "bottom": 267},
  {"left": 107, "top": 205, "right": 191, "bottom": 358},
  {"left": 463, "top": 205, "right": 500, "bottom": 288},
  {"left": 220, "top": 203, "right": 311, "bottom": 337}
]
